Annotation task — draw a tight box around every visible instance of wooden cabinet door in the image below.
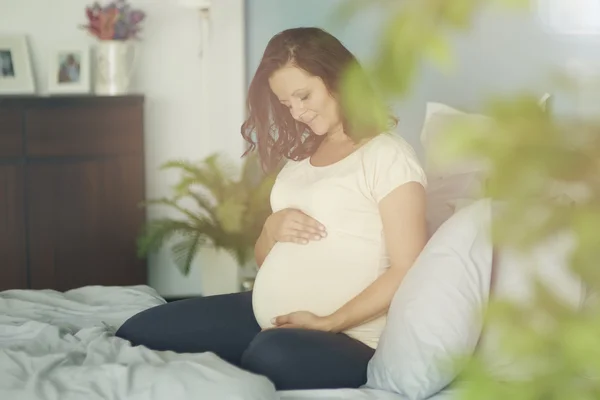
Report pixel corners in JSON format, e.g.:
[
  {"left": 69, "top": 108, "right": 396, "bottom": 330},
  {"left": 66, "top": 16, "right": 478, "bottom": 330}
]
[
  {"left": 0, "top": 107, "right": 23, "bottom": 158},
  {"left": 26, "top": 156, "right": 147, "bottom": 291},
  {"left": 0, "top": 165, "right": 28, "bottom": 290}
]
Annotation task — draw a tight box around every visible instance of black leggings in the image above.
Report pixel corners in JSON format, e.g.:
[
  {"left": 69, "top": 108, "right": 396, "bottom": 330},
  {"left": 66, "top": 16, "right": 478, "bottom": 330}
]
[{"left": 115, "top": 291, "right": 375, "bottom": 391}]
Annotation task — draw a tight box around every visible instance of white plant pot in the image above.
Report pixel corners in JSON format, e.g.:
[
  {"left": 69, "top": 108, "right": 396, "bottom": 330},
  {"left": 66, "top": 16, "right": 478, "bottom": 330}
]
[
  {"left": 93, "top": 40, "right": 137, "bottom": 96},
  {"left": 198, "top": 249, "right": 240, "bottom": 296},
  {"left": 198, "top": 249, "right": 258, "bottom": 296}
]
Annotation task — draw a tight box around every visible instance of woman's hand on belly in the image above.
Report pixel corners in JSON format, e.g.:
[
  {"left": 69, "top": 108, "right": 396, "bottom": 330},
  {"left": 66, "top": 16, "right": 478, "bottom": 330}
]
[
  {"left": 265, "top": 208, "right": 327, "bottom": 245},
  {"left": 270, "top": 310, "right": 336, "bottom": 332},
  {"left": 255, "top": 208, "right": 327, "bottom": 267}
]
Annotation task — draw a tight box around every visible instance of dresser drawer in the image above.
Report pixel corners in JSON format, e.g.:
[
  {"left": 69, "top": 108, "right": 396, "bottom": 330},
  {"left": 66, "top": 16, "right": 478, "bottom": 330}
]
[
  {"left": 0, "top": 108, "right": 24, "bottom": 158},
  {"left": 25, "top": 105, "right": 143, "bottom": 157}
]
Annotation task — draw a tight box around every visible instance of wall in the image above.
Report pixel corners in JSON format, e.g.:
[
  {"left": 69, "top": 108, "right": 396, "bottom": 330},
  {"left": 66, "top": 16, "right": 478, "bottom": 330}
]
[
  {"left": 246, "top": 0, "right": 600, "bottom": 159},
  {"left": 0, "top": 0, "right": 246, "bottom": 297},
  {"left": 3, "top": 0, "right": 597, "bottom": 297}
]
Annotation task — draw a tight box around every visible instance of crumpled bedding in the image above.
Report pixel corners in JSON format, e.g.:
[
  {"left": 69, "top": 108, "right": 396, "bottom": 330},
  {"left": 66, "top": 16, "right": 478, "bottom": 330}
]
[{"left": 0, "top": 285, "right": 277, "bottom": 400}]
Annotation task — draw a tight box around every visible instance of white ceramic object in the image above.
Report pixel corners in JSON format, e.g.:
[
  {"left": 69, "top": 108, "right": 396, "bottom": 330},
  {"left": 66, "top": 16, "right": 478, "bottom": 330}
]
[{"left": 93, "top": 40, "right": 137, "bottom": 95}]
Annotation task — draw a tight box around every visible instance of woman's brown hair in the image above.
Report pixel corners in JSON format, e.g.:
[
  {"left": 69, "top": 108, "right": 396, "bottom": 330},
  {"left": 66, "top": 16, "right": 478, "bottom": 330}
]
[{"left": 241, "top": 27, "right": 395, "bottom": 172}]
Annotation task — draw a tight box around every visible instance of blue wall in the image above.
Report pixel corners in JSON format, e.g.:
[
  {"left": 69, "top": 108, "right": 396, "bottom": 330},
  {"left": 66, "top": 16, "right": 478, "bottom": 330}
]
[
  {"left": 246, "top": 1, "right": 598, "bottom": 157},
  {"left": 245, "top": 1, "right": 382, "bottom": 74}
]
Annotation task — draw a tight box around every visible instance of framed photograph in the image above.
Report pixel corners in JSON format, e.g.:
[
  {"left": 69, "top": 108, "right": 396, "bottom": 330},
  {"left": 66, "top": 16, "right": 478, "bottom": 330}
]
[
  {"left": 0, "top": 35, "right": 36, "bottom": 95},
  {"left": 47, "top": 47, "right": 91, "bottom": 94}
]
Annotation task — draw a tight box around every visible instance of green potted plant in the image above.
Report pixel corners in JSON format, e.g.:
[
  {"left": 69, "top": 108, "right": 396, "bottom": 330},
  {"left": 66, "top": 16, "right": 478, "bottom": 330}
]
[{"left": 137, "top": 151, "right": 276, "bottom": 293}]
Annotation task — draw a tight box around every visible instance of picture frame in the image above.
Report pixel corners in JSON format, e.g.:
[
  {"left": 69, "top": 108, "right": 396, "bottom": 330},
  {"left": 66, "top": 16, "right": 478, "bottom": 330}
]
[
  {"left": 47, "top": 47, "right": 91, "bottom": 95},
  {"left": 0, "top": 35, "right": 36, "bottom": 95}
]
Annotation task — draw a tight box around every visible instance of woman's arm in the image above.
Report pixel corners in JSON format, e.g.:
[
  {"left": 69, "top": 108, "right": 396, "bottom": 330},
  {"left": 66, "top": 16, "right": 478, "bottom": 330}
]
[
  {"left": 325, "top": 181, "right": 427, "bottom": 331},
  {"left": 325, "top": 181, "right": 427, "bottom": 332},
  {"left": 254, "top": 226, "right": 277, "bottom": 268},
  {"left": 273, "top": 181, "right": 427, "bottom": 331}
]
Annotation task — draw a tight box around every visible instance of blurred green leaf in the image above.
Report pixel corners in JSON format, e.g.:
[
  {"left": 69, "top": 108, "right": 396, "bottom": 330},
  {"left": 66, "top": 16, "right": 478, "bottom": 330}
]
[
  {"left": 329, "top": 0, "right": 375, "bottom": 28},
  {"left": 423, "top": 32, "right": 455, "bottom": 71},
  {"left": 439, "top": 0, "right": 482, "bottom": 29},
  {"left": 490, "top": 0, "right": 532, "bottom": 9},
  {"left": 370, "top": 9, "right": 425, "bottom": 98},
  {"left": 340, "top": 61, "right": 390, "bottom": 136},
  {"left": 561, "top": 317, "right": 600, "bottom": 372},
  {"left": 572, "top": 206, "right": 600, "bottom": 249},
  {"left": 338, "top": 0, "right": 600, "bottom": 397},
  {"left": 216, "top": 197, "right": 246, "bottom": 234}
]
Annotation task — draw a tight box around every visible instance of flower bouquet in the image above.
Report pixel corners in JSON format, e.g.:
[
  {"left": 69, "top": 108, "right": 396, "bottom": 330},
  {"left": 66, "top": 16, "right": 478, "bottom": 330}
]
[{"left": 81, "top": 0, "right": 146, "bottom": 41}]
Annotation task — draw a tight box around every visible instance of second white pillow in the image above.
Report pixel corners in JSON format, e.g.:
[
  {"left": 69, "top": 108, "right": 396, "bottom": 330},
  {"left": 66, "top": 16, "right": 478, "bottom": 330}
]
[{"left": 366, "top": 199, "right": 493, "bottom": 400}]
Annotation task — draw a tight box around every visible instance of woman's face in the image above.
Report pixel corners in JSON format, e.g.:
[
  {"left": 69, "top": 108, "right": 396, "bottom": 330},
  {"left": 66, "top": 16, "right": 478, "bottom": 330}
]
[{"left": 269, "top": 66, "right": 341, "bottom": 136}]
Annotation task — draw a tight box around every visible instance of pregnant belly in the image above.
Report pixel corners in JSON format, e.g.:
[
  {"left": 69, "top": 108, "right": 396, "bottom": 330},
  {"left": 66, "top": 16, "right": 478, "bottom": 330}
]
[{"left": 252, "top": 235, "right": 381, "bottom": 329}]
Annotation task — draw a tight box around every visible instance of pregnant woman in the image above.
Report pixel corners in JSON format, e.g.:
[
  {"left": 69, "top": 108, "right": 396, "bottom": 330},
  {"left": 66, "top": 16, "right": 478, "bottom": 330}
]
[{"left": 116, "top": 27, "right": 428, "bottom": 391}]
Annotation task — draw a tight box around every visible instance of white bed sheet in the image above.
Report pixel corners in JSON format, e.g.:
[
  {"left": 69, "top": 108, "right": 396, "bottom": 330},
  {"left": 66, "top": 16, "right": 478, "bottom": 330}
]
[
  {"left": 278, "top": 387, "right": 461, "bottom": 400},
  {"left": 0, "top": 285, "right": 277, "bottom": 400}
]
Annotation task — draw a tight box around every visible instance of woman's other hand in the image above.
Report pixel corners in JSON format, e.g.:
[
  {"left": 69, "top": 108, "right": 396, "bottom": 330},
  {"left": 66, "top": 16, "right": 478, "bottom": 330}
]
[
  {"left": 270, "top": 311, "right": 337, "bottom": 332},
  {"left": 264, "top": 209, "right": 327, "bottom": 245}
]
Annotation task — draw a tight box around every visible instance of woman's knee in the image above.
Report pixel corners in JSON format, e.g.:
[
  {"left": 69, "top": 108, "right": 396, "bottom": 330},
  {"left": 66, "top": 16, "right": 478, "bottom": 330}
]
[
  {"left": 240, "top": 329, "right": 293, "bottom": 367},
  {"left": 115, "top": 304, "right": 161, "bottom": 344},
  {"left": 239, "top": 328, "right": 374, "bottom": 390},
  {"left": 240, "top": 328, "right": 344, "bottom": 390},
  {"left": 115, "top": 293, "right": 260, "bottom": 362},
  {"left": 239, "top": 329, "right": 301, "bottom": 387}
]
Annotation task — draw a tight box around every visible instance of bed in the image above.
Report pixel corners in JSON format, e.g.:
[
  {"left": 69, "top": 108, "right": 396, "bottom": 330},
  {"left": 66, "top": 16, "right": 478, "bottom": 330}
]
[
  {"left": 0, "top": 284, "right": 463, "bottom": 400},
  {"left": 278, "top": 388, "right": 459, "bottom": 400},
  {"left": 0, "top": 283, "right": 469, "bottom": 400}
]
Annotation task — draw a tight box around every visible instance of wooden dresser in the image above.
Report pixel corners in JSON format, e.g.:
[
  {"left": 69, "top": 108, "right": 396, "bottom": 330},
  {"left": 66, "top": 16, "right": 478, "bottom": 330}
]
[{"left": 0, "top": 95, "right": 147, "bottom": 292}]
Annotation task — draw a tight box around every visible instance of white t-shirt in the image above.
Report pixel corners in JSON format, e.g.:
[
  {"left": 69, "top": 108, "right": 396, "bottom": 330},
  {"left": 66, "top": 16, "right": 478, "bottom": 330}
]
[{"left": 252, "top": 133, "right": 427, "bottom": 348}]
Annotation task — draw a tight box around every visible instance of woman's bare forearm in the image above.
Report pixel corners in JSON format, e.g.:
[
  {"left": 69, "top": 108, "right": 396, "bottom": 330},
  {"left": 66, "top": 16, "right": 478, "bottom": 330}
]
[
  {"left": 325, "top": 267, "right": 407, "bottom": 332},
  {"left": 254, "top": 227, "right": 276, "bottom": 268}
]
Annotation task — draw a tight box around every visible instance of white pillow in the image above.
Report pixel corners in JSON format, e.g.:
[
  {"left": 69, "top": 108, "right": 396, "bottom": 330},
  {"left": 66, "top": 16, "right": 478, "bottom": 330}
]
[
  {"left": 420, "top": 102, "right": 491, "bottom": 178},
  {"left": 420, "top": 102, "right": 490, "bottom": 237},
  {"left": 366, "top": 199, "right": 493, "bottom": 400},
  {"left": 425, "top": 171, "right": 484, "bottom": 238}
]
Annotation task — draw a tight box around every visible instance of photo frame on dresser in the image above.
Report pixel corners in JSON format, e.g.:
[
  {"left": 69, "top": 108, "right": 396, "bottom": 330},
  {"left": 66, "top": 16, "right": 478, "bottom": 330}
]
[
  {"left": 0, "top": 35, "right": 36, "bottom": 95},
  {"left": 47, "top": 46, "right": 91, "bottom": 95}
]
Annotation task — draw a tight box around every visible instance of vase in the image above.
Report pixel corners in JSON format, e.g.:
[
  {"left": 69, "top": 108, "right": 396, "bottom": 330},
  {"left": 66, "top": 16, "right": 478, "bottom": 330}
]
[{"left": 93, "top": 40, "right": 137, "bottom": 96}]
